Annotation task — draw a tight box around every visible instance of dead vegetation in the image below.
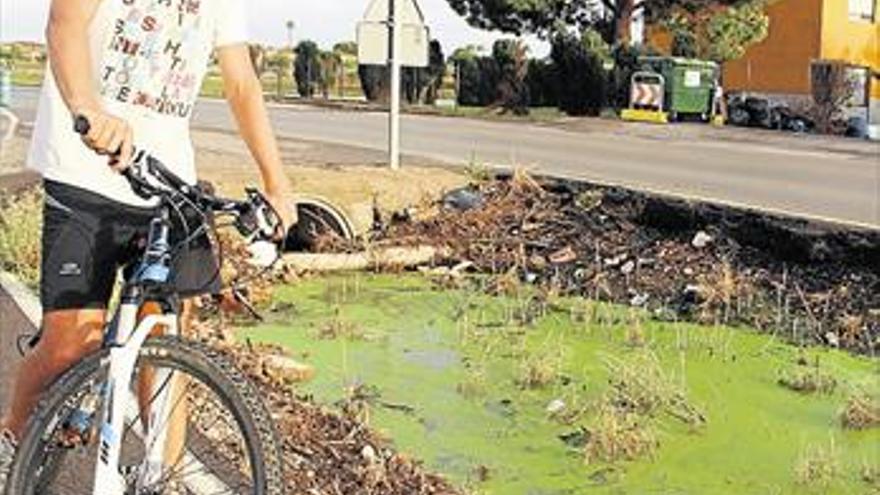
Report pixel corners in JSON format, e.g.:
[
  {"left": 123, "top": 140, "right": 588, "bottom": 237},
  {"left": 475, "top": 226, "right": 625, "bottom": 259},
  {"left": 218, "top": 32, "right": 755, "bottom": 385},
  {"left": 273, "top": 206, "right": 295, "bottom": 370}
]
[
  {"left": 583, "top": 405, "right": 658, "bottom": 465},
  {"left": 515, "top": 337, "right": 566, "bottom": 389},
  {"left": 577, "top": 350, "right": 705, "bottom": 465},
  {"left": 189, "top": 319, "right": 461, "bottom": 494},
  {"left": 314, "top": 307, "right": 367, "bottom": 340},
  {"left": 840, "top": 389, "right": 880, "bottom": 430},
  {"left": 794, "top": 438, "right": 842, "bottom": 489},
  {"left": 861, "top": 462, "right": 880, "bottom": 490},
  {"left": 375, "top": 174, "right": 879, "bottom": 353},
  {"left": 0, "top": 188, "right": 42, "bottom": 288},
  {"left": 777, "top": 359, "right": 839, "bottom": 395}
]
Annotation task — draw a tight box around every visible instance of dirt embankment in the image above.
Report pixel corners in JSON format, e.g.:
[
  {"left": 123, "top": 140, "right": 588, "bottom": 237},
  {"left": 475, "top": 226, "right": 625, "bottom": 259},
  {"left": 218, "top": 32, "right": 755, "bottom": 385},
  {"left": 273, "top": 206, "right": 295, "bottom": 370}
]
[{"left": 374, "top": 173, "right": 879, "bottom": 353}]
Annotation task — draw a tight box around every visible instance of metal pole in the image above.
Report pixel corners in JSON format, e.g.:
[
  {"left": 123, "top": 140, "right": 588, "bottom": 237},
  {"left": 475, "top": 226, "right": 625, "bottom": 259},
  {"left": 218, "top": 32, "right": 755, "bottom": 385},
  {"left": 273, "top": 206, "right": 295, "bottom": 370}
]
[
  {"left": 454, "top": 60, "right": 460, "bottom": 110},
  {"left": 389, "top": 0, "right": 402, "bottom": 170}
]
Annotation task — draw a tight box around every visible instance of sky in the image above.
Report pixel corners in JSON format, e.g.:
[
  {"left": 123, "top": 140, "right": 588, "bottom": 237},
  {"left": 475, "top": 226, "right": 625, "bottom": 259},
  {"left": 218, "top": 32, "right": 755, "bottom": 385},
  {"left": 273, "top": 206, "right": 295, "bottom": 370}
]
[{"left": 0, "top": 0, "right": 547, "bottom": 55}]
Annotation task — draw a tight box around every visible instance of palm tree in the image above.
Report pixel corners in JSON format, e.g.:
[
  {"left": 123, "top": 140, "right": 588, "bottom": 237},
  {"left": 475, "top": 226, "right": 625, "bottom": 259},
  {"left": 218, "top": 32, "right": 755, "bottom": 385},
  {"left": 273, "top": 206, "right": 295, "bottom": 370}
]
[{"left": 318, "top": 51, "right": 343, "bottom": 99}]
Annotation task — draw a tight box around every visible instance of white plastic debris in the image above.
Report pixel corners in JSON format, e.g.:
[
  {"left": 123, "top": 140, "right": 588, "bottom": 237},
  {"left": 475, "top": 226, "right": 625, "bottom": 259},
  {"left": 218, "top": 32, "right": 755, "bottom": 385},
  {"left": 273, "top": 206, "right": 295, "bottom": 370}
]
[
  {"left": 546, "top": 399, "right": 566, "bottom": 415},
  {"left": 361, "top": 444, "right": 378, "bottom": 463},
  {"left": 692, "top": 231, "right": 714, "bottom": 249}
]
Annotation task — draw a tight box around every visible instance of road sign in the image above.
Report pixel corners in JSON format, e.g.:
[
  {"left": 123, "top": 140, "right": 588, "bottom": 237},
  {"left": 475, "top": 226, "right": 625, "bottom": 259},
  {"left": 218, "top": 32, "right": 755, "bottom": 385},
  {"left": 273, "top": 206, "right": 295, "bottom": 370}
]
[
  {"left": 357, "top": 0, "right": 429, "bottom": 67},
  {"left": 357, "top": 22, "right": 429, "bottom": 67},
  {"left": 357, "top": 0, "right": 429, "bottom": 170}
]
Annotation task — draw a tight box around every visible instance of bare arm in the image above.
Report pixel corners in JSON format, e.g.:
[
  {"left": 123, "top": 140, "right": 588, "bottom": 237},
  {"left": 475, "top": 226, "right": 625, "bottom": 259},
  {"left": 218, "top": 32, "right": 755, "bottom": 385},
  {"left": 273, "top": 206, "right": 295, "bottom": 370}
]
[
  {"left": 218, "top": 45, "right": 294, "bottom": 229},
  {"left": 47, "top": 0, "right": 133, "bottom": 166}
]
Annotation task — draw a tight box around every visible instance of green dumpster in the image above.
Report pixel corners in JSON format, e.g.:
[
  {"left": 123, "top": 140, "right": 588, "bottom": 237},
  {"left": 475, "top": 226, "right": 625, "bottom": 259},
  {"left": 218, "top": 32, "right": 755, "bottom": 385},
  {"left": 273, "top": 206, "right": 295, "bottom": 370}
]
[{"left": 639, "top": 57, "right": 718, "bottom": 121}]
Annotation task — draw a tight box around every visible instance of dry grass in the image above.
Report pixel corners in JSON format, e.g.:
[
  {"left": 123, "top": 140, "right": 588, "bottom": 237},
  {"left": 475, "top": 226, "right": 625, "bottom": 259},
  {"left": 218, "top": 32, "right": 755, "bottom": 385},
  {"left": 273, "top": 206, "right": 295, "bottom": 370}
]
[
  {"left": 456, "top": 364, "right": 489, "bottom": 399},
  {"left": 314, "top": 306, "right": 366, "bottom": 341},
  {"left": 696, "top": 260, "right": 752, "bottom": 325},
  {"left": 860, "top": 461, "right": 880, "bottom": 491},
  {"left": 579, "top": 351, "right": 706, "bottom": 465},
  {"left": 604, "top": 351, "right": 707, "bottom": 427},
  {"left": 583, "top": 404, "right": 658, "bottom": 465},
  {"left": 794, "top": 438, "right": 842, "bottom": 488},
  {"left": 0, "top": 188, "right": 43, "bottom": 288},
  {"left": 840, "top": 389, "right": 880, "bottom": 430},
  {"left": 777, "top": 364, "right": 838, "bottom": 395},
  {"left": 515, "top": 338, "right": 565, "bottom": 389}
]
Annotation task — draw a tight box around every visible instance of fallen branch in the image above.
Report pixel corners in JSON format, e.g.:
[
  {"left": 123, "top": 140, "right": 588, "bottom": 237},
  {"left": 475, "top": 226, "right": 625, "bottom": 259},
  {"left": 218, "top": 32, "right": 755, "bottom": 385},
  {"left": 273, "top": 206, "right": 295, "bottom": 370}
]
[{"left": 283, "top": 246, "right": 441, "bottom": 273}]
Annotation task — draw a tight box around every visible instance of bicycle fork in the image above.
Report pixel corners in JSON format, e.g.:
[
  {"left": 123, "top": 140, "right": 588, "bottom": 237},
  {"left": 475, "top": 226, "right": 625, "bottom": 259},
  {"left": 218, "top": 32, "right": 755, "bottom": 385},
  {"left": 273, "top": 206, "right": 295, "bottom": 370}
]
[{"left": 92, "top": 298, "right": 179, "bottom": 494}]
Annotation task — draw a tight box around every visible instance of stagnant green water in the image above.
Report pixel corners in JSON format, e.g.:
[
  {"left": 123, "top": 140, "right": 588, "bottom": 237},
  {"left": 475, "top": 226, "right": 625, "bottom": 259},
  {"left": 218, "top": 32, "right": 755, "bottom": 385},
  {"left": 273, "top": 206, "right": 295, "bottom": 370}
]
[{"left": 241, "top": 274, "right": 878, "bottom": 495}]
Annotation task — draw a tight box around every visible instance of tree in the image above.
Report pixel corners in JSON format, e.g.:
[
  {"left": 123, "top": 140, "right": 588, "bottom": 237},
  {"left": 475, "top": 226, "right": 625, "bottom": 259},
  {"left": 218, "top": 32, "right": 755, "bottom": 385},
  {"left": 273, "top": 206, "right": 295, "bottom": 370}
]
[
  {"left": 358, "top": 64, "right": 388, "bottom": 102},
  {"left": 810, "top": 61, "right": 855, "bottom": 134},
  {"left": 294, "top": 40, "right": 322, "bottom": 98},
  {"left": 446, "top": 0, "right": 755, "bottom": 45},
  {"left": 359, "top": 40, "right": 446, "bottom": 105},
  {"left": 424, "top": 40, "right": 447, "bottom": 104},
  {"left": 446, "top": 0, "right": 594, "bottom": 39},
  {"left": 449, "top": 47, "right": 485, "bottom": 106},
  {"left": 526, "top": 58, "right": 558, "bottom": 107},
  {"left": 318, "top": 51, "right": 343, "bottom": 99},
  {"left": 265, "top": 49, "right": 293, "bottom": 99},
  {"left": 492, "top": 39, "right": 531, "bottom": 115},
  {"left": 333, "top": 41, "right": 358, "bottom": 57},
  {"left": 704, "top": 1, "right": 769, "bottom": 61},
  {"left": 550, "top": 33, "right": 607, "bottom": 116},
  {"left": 664, "top": 0, "right": 768, "bottom": 61}
]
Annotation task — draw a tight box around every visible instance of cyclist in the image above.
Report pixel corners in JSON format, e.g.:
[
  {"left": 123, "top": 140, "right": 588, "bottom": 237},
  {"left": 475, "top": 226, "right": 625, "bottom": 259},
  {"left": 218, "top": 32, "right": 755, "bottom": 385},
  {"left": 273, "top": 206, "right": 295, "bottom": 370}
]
[{"left": 0, "top": 0, "right": 293, "bottom": 487}]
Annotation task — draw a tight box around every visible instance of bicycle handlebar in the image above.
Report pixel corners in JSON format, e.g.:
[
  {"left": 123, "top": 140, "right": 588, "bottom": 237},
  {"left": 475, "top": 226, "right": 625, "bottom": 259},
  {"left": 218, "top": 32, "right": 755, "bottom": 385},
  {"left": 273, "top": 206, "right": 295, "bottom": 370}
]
[{"left": 73, "top": 115, "right": 281, "bottom": 243}]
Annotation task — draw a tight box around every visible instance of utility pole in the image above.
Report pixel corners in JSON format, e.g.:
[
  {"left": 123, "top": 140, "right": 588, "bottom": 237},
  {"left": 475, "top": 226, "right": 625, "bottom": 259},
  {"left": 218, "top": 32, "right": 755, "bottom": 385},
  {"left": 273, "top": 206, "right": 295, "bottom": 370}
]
[
  {"left": 454, "top": 59, "right": 460, "bottom": 110},
  {"left": 388, "top": 0, "right": 402, "bottom": 170},
  {"left": 286, "top": 20, "right": 295, "bottom": 100},
  {"left": 286, "top": 20, "right": 295, "bottom": 48}
]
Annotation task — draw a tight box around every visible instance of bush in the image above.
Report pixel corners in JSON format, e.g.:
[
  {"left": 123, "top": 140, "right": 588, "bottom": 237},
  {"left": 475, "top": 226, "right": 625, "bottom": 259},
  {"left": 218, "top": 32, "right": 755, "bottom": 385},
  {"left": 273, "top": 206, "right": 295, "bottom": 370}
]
[
  {"left": 0, "top": 189, "right": 43, "bottom": 288},
  {"left": 526, "top": 59, "right": 558, "bottom": 107},
  {"left": 492, "top": 39, "right": 530, "bottom": 115},
  {"left": 451, "top": 55, "right": 499, "bottom": 107},
  {"left": 358, "top": 64, "right": 388, "bottom": 103},
  {"left": 550, "top": 34, "right": 607, "bottom": 116},
  {"left": 359, "top": 40, "right": 446, "bottom": 105},
  {"left": 294, "top": 40, "right": 322, "bottom": 98}
]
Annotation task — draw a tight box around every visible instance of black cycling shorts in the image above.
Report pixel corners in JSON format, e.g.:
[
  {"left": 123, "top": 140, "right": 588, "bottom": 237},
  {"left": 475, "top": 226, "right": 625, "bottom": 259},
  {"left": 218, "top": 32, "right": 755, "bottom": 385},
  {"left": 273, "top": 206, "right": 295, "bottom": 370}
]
[{"left": 40, "top": 180, "right": 222, "bottom": 312}]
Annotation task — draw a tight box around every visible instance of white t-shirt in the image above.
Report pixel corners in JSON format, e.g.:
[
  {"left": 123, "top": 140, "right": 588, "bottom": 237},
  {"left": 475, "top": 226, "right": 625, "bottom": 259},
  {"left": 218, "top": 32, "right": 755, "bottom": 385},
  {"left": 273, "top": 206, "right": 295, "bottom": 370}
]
[{"left": 28, "top": 0, "right": 248, "bottom": 206}]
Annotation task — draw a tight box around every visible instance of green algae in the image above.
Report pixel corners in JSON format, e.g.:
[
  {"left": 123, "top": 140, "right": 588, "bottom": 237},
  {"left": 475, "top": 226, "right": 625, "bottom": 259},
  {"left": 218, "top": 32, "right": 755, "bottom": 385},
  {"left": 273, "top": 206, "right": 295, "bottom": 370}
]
[{"left": 241, "top": 274, "right": 879, "bottom": 495}]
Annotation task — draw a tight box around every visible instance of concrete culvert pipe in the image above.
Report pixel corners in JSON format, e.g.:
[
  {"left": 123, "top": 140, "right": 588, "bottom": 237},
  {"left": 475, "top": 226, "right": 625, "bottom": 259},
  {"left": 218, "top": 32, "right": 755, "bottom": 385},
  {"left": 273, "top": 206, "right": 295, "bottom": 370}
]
[{"left": 284, "top": 197, "right": 356, "bottom": 252}]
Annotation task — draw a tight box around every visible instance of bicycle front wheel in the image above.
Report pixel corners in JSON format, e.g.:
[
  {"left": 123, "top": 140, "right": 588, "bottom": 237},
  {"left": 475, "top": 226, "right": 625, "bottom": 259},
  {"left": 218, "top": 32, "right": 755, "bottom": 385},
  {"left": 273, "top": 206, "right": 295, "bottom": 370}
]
[{"left": 5, "top": 336, "right": 284, "bottom": 495}]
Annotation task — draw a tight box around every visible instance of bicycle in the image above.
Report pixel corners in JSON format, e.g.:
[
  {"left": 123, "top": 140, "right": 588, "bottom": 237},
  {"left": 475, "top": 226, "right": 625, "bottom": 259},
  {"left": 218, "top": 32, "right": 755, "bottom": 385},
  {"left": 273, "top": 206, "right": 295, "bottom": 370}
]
[{"left": 4, "top": 117, "right": 285, "bottom": 494}]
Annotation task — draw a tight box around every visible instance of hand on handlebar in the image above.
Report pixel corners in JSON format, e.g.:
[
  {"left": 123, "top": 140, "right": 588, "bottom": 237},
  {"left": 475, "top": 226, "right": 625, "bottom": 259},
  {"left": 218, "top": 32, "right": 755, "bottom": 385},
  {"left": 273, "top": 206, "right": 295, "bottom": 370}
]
[
  {"left": 74, "top": 110, "right": 134, "bottom": 172},
  {"left": 261, "top": 189, "right": 296, "bottom": 241}
]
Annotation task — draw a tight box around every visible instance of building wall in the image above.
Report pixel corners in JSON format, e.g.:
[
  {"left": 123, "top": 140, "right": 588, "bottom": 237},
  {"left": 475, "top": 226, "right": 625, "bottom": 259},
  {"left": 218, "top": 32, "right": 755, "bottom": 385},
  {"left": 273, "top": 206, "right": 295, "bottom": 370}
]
[
  {"left": 722, "top": 0, "right": 824, "bottom": 95},
  {"left": 820, "top": 0, "right": 880, "bottom": 99}
]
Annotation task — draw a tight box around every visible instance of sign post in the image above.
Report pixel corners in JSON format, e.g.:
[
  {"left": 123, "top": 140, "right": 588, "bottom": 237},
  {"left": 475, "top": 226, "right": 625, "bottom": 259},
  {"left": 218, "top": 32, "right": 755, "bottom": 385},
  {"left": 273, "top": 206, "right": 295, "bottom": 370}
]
[
  {"left": 358, "top": 0, "right": 429, "bottom": 170},
  {"left": 388, "top": 0, "right": 402, "bottom": 170}
]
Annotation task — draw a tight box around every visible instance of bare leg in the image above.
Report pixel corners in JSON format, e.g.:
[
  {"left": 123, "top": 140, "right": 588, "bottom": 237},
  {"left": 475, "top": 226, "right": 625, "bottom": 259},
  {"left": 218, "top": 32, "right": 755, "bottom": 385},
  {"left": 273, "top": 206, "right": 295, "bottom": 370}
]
[
  {"left": 1, "top": 310, "right": 105, "bottom": 439},
  {"left": 136, "top": 300, "right": 194, "bottom": 468}
]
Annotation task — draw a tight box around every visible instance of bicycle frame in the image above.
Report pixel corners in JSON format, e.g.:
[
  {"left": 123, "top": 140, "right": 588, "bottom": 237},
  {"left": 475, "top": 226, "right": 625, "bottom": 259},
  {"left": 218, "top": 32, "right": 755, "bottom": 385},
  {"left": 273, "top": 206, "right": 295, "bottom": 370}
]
[{"left": 91, "top": 204, "right": 184, "bottom": 494}]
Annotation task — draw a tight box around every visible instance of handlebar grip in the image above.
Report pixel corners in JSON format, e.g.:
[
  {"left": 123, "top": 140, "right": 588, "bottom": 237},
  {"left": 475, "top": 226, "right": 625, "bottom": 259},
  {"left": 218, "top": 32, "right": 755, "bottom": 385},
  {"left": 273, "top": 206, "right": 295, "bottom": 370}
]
[{"left": 73, "top": 115, "right": 91, "bottom": 135}]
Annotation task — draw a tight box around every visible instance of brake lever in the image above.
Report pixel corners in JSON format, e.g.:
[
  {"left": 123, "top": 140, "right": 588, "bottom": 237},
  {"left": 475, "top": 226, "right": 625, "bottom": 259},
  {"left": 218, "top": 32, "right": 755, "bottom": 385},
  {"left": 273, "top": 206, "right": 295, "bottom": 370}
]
[{"left": 232, "top": 285, "right": 264, "bottom": 322}]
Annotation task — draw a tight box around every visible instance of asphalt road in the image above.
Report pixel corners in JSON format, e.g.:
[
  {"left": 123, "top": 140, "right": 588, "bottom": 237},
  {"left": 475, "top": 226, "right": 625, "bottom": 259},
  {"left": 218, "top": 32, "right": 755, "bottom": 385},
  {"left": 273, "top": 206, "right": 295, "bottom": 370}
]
[{"left": 11, "top": 87, "right": 880, "bottom": 228}]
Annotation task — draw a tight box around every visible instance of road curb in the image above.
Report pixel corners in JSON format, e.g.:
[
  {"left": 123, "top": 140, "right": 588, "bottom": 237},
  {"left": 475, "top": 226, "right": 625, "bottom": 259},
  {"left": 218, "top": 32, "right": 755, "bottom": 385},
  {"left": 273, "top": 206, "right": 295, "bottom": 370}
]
[
  {"left": 0, "top": 271, "right": 40, "bottom": 327},
  {"left": 0, "top": 272, "right": 39, "bottom": 413}
]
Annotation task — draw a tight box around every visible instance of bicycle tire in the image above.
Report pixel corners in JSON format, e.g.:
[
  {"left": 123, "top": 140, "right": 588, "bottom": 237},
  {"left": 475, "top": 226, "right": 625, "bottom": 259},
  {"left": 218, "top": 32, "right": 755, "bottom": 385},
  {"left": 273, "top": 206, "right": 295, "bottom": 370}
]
[{"left": 5, "top": 336, "right": 284, "bottom": 495}]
